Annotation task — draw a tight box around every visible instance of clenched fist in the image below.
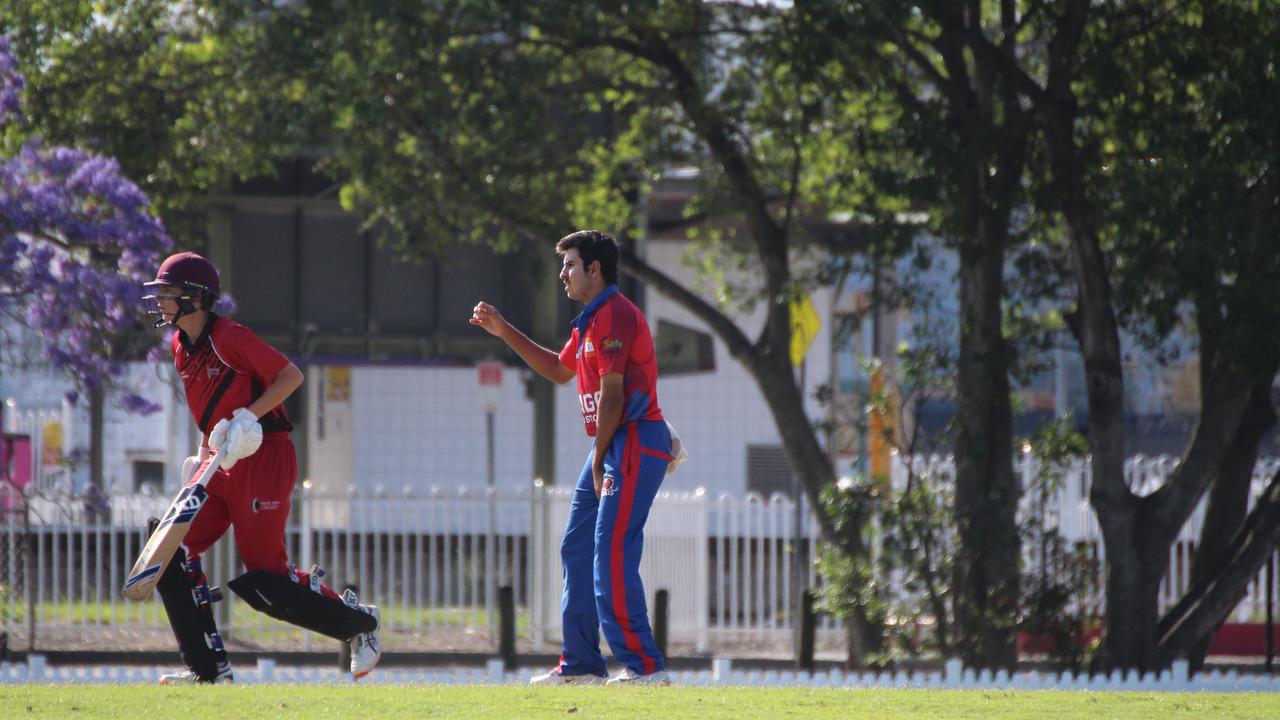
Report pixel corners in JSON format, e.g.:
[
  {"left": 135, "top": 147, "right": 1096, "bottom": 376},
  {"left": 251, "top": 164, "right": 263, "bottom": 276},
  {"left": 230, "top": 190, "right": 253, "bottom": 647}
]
[{"left": 469, "top": 301, "right": 508, "bottom": 338}]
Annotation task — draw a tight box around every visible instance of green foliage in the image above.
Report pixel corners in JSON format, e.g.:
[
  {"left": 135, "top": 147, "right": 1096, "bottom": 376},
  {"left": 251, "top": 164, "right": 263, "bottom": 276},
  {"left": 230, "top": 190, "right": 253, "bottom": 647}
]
[
  {"left": 816, "top": 461, "right": 959, "bottom": 666},
  {"left": 817, "top": 297, "right": 960, "bottom": 665},
  {"left": 815, "top": 463, "right": 957, "bottom": 666},
  {"left": 1, "top": 0, "right": 299, "bottom": 233},
  {"left": 1018, "top": 419, "right": 1101, "bottom": 672},
  {"left": 1077, "top": 1, "right": 1280, "bottom": 368}
]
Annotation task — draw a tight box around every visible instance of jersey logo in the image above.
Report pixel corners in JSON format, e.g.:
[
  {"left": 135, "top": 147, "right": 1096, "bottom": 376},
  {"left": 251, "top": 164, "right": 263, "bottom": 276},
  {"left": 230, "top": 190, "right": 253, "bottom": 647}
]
[
  {"left": 602, "top": 338, "right": 624, "bottom": 356},
  {"left": 206, "top": 365, "right": 222, "bottom": 379},
  {"left": 583, "top": 339, "right": 595, "bottom": 356},
  {"left": 250, "top": 498, "right": 281, "bottom": 513}
]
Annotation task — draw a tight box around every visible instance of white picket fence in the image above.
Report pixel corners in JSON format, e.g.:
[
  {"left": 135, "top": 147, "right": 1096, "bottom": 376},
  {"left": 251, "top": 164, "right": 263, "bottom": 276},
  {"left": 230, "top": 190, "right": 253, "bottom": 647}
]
[
  {"left": 894, "top": 451, "right": 1280, "bottom": 621},
  {"left": 1, "top": 452, "right": 1277, "bottom": 655},
  {"left": 0, "top": 481, "right": 815, "bottom": 653}
]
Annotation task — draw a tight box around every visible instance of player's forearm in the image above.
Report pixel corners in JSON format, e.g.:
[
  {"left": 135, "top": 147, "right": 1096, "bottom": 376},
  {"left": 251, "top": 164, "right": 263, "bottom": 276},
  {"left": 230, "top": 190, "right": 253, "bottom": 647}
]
[
  {"left": 593, "top": 391, "right": 624, "bottom": 468},
  {"left": 247, "top": 363, "right": 303, "bottom": 418},
  {"left": 496, "top": 322, "right": 565, "bottom": 382}
]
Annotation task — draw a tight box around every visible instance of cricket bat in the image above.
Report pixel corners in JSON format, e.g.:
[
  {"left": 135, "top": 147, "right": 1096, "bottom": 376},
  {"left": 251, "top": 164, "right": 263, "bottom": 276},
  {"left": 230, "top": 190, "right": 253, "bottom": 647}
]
[{"left": 122, "top": 450, "right": 222, "bottom": 601}]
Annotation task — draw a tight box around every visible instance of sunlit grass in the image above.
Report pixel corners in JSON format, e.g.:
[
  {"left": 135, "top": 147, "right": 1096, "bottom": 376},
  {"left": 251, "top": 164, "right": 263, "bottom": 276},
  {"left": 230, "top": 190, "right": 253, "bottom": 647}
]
[{"left": 1, "top": 685, "right": 1277, "bottom": 720}]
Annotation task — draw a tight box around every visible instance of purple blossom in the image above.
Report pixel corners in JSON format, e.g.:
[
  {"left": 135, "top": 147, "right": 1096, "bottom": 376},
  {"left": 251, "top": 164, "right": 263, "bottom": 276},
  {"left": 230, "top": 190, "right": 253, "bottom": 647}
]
[
  {"left": 146, "top": 331, "right": 175, "bottom": 364},
  {"left": 120, "top": 393, "right": 163, "bottom": 416},
  {"left": 0, "top": 37, "right": 173, "bottom": 395},
  {"left": 82, "top": 482, "right": 111, "bottom": 519},
  {"left": 0, "top": 36, "right": 23, "bottom": 124}
]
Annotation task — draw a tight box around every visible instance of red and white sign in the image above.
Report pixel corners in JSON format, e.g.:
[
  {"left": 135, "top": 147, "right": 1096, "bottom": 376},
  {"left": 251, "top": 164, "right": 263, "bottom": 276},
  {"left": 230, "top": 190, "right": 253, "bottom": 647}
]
[
  {"left": 478, "top": 360, "right": 503, "bottom": 413},
  {"left": 477, "top": 361, "right": 504, "bottom": 386}
]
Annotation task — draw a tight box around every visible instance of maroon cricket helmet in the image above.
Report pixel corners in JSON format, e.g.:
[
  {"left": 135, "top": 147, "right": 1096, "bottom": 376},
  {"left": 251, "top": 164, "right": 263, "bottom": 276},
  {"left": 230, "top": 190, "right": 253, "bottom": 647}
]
[{"left": 144, "top": 252, "right": 221, "bottom": 297}]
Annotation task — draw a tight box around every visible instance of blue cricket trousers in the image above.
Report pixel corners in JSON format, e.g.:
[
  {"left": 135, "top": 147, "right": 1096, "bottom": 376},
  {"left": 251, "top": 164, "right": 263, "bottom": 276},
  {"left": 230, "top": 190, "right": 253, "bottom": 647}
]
[{"left": 558, "top": 419, "right": 671, "bottom": 676}]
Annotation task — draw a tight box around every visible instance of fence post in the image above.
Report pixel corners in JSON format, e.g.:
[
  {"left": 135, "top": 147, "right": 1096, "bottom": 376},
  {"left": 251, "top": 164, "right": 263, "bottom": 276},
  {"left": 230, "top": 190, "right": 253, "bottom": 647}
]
[
  {"left": 530, "top": 479, "right": 545, "bottom": 646},
  {"left": 695, "top": 487, "right": 710, "bottom": 653},
  {"left": 486, "top": 486, "right": 496, "bottom": 643},
  {"left": 654, "top": 588, "right": 669, "bottom": 660},
  {"left": 498, "top": 585, "right": 516, "bottom": 671},
  {"left": 796, "top": 588, "right": 815, "bottom": 673},
  {"left": 1267, "top": 553, "right": 1275, "bottom": 673}
]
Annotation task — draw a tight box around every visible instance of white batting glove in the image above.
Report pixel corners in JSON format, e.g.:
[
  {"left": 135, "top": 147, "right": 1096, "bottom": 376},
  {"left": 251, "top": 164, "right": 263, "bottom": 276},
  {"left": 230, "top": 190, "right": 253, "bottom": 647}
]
[
  {"left": 209, "top": 407, "right": 263, "bottom": 470},
  {"left": 208, "top": 418, "right": 230, "bottom": 454},
  {"left": 666, "top": 420, "right": 689, "bottom": 475},
  {"left": 180, "top": 445, "right": 211, "bottom": 484}
]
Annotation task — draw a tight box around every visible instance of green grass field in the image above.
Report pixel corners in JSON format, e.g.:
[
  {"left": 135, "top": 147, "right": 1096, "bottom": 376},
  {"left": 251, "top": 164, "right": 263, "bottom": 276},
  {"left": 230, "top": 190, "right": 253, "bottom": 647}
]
[{"left": 0, "top": 686, "right": 1275, "bottom": 720}]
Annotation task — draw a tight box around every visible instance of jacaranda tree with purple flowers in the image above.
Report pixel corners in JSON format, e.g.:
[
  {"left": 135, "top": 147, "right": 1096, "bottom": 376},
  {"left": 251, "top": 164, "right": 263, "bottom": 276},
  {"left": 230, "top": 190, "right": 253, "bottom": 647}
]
[{"left": 1, "top": 35, "right": 172, "bottom": 489}]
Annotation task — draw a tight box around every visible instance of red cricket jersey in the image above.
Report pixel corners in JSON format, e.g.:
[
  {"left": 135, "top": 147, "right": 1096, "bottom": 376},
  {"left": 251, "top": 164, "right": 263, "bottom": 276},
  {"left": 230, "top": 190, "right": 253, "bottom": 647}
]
[
  {"left": 558, "top": 286, "right": 663, "bottom": 437},
  {"left": 172, "top": 314, "right": 294, "bottom": 435}
]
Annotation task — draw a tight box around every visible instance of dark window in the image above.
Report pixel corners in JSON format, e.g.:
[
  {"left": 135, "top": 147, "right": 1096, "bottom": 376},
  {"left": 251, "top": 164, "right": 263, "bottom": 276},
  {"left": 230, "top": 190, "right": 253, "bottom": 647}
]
[
  {"left": 230, "top": 209, "right": 297, "bottom": 336},
  {"left": 370, "top": 242, "right": 437, "bottom": 336},
  {"left": 225, "top": 193, "right": 545, "bottom": 361},
  {"left": 300, "top": 212, "right": 365, "bottom": 336},
  {"left": 655, "top": 319, "right": 715, "bottom": 375},
  {"left": 134, "top": 460, "right": 165, "bottom": 494},
  {"left": 746, "top": 444, "right": 794, "bottom": 498},
  {"left": 437, "top": 244, "right": 509, "bottom": 335}
]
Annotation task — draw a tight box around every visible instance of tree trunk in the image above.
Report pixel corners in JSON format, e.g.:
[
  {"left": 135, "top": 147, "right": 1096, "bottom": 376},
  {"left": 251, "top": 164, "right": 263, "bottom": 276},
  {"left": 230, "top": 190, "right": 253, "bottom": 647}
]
[
  {"left": 1036, "top": 69, "right": 1142, "bottom": 669},
  {"left": 89, "top": 383, "right": 104, "bottom": 491},
  {"left": 1097, "top": 515, "right": 1166, "bottom": 672},
  {"left": 1183, "top": 380, "right": 1276, "bottom": 671},
  {"left": 952, "top": 234, "right": 1018, "bottom": 670},
  {"left": 929, "top": 3, "right": 1028, "bottom": 671},
  {"left": 1158, "top": 468, "right": 1280, "bottom": 665}
]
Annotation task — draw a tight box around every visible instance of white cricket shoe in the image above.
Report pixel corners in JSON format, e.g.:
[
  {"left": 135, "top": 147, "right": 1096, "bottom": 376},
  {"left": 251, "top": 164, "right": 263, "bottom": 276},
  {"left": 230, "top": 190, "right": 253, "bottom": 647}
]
[
  {"left": 349, "top": 604, "right": 382, "bottom": 679},
  {"left": 529, "top": 667, "right": 608, "bottom": 685},
  {"left": 606, "top": 667, "right": 672, "bottom": 685},
  {"left": 158, "top": 665, "right": 233, "bottom": 685}
]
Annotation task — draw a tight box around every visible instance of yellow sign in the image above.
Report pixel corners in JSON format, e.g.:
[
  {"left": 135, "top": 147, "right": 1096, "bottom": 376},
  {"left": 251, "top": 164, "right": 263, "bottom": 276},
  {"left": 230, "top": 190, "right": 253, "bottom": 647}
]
[
  {"left": 790, "top": 294, "right": 821, "bottom": 367},
  {"left": 326, "top": 366, "right": 351, "bottom": 402},
  {"left": 867, "top": 370, "right": 896, "bottom": 483},
  {"left": 41, "top": 421, "right": 62, "bottom": 467}
]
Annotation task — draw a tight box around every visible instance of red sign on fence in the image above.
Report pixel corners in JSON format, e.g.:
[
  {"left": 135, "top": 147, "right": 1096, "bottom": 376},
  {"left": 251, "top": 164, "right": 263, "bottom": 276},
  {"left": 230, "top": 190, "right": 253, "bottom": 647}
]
[{"left": 477, "top": 361, "right": 503, "bottom": 386}]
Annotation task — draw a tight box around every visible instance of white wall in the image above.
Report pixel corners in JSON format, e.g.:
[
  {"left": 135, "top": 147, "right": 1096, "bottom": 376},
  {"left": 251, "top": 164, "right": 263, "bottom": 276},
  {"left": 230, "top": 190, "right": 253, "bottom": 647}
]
[{"left": 641, "top": 238, "right": 834, "bottom": 496}]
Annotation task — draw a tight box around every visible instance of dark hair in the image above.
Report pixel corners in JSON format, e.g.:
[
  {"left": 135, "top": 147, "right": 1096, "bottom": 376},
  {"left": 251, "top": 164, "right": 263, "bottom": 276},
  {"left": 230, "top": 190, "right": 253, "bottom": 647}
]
[{"left": 556, "top": 230, "right": 620, "bottom": 285}]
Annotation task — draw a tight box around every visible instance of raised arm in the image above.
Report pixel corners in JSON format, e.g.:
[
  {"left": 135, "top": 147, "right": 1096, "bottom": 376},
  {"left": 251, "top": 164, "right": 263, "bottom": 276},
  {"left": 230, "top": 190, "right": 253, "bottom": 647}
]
[{"left": 470, "top": 301, "right": 575, "bottom": 385}]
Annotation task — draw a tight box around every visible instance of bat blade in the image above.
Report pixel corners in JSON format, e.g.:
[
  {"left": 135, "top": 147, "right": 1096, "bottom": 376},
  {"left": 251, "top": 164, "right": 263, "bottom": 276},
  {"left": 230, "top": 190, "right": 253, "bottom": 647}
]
[{"left": 122, "top": 452, "right": 222, "bottom": 601}]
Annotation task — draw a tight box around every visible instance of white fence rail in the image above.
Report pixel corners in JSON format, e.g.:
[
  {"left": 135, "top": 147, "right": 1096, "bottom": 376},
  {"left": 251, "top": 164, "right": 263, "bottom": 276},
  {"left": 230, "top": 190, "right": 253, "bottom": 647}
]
[{"left": 1, "top": 453, "right": 1278, "bottom": 655}]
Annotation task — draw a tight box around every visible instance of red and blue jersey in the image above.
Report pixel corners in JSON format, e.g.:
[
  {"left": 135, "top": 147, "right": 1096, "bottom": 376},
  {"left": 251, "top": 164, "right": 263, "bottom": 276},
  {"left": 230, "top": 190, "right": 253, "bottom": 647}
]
[
  {"left": 558, "top": 285, "right": 663, "bottom": 437},
  {"left": 172, "top": 314, "right": 293, "bottom": 435}
]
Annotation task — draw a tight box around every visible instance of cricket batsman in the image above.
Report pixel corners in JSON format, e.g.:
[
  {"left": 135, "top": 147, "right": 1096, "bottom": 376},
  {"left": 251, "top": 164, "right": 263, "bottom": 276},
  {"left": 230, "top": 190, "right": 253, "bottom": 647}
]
[{"left": 142, "top": 251, "right": 381, "bottom": 683}]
